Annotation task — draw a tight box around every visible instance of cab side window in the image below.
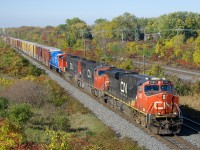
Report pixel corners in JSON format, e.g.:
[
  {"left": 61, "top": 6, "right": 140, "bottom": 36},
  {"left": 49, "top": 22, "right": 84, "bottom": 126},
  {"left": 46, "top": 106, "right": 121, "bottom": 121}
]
[{"left": 98, "top": 70, "right": 105, "bottom": 76}]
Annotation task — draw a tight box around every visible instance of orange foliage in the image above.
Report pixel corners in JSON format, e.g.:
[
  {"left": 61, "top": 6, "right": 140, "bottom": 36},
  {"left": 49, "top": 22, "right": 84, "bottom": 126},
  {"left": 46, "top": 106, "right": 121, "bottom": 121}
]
[{"left": 176, "top": 59, "right": 198, "bottom": 69}]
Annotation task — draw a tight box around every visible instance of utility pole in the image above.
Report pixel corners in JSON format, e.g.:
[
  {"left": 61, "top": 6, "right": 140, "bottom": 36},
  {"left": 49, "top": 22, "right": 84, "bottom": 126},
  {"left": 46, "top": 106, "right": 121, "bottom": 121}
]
[
  {"left": 3, "top": 24, "right": 5, "bottom": 34},
  {"left": 143, "top": 53, "right": 145, "bottom": 74},
  {"left": 121, "top": 30, "right": 124, "bottom": 42},
  {"left": 81, "top": 30, "right": 86, "bottom": 58},
  {"left": 144, "top": 28, "right": 146, "bottom": 41}
]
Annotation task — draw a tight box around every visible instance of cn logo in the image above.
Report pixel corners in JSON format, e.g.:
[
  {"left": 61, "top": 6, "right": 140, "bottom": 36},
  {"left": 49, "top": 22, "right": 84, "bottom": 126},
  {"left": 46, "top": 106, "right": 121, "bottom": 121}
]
[
  {"left": 120, "top": 81, "right": 127, "bottom": 94},
  {"left": 87, "top": 69, "right": 92, "bottom": 78},
  {"left": 154, "top": 102, "right": 165, "bottom": 110}
]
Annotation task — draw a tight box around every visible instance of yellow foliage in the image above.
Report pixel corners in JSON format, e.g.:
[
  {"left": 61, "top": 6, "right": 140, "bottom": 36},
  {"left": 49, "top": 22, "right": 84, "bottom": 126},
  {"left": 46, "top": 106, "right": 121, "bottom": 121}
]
[
  {"left": 44, "top": 129, "right": 71, "bottom": 150},
  {"left": 125, "top": 42, "right": 140, "bottom": 54},
  {"left": 155, "top": 41, "right": 162, "bottom": 54},
  {"left": 0, "top": 78, "right": 12, "bottom": 86},
  {"left": 193, "top": 49, "right": 200, "bottom": 66},
  {"left": 21, "top": 75, "right": 36, "bottom": 81},
  {"left": 0, "top": 119, "right": 24, "bottom": 149}
]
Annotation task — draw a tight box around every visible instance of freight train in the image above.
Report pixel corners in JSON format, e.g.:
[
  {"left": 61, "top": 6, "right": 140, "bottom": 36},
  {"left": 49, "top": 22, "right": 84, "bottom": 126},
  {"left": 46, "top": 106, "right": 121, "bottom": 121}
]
[{"left": 2, "top": 36, "right": 182, "bottom": 134}]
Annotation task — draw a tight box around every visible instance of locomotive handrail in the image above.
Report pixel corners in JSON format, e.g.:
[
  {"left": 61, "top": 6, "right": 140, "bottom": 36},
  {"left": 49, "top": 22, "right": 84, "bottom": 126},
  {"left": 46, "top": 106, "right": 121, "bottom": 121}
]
[{"left": 147, "top": 103, "right": 154, "bottom": 114}]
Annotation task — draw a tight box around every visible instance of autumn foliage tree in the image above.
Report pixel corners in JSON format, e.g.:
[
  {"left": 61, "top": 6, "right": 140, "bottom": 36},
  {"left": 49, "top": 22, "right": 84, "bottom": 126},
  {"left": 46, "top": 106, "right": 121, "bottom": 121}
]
[{"left": 193, "top": 37, "right": 200, "bottom": 67}]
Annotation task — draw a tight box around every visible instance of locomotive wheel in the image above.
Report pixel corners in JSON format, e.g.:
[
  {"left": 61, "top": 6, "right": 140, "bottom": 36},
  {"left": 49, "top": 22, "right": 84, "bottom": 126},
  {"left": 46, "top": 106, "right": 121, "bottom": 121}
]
[
  {"left": 141, "top": 116, "right": 146, "bottom": 127},
  {"left": 135, "top": 117, "right": 141, "bottom": 124}
]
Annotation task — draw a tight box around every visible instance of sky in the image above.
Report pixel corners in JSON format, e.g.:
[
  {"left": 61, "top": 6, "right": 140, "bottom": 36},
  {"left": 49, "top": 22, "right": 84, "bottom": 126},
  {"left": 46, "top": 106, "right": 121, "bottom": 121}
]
[{"left": 1, "top": 0, "right": 200, "bottom": 28}]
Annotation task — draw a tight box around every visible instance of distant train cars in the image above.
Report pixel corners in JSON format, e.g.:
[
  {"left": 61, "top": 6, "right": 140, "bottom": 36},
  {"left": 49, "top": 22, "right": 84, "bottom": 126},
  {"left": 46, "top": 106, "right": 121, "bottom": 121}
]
[
  {"left": 4, "top": 37, "right": 61, "bottom": 67},
  {"left": 3, "top": 36, "right": 182, "bottom": 135}
]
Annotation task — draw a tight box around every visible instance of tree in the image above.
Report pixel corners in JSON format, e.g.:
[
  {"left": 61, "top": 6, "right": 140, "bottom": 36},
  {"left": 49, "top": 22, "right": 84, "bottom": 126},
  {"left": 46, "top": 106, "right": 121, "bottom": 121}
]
[
  {"left": 111, "top": 12, "right": 137, "bottom": 41},
  {"left": 9, "top": 103, "right": 33, "bottom": 126},
  {"left": 171, "top": 34, "right": 184, "bottom": 59},
  {"left": 94, "top": 18, "right": 108, "bottom": 25},
  {"left": 118, "top": 59, "right": 136, "bottom": 70},
  {"left": 2, "top": 80, "right": 48, "bottom": 107},
  {"left": 146, "top": 64, "right": 165, "bottom": 77},
  {"left": 0, "top": 120, "right": 24, "bottom": 149},
  {"left": 65, "top": 18, "right": 92, "bottom": 48},
  {"left": 0, "top": 97, "right": 9, "bottom": 118},
  {"left": 193, "top": 37, "right": 200, "bottom": 66}
]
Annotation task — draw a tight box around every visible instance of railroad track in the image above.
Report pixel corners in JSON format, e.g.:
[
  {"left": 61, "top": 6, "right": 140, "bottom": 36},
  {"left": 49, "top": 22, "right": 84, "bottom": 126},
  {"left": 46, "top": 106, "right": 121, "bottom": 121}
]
[
  {"left": 13, "top": 46, "right": 200, "bottom": 150},
  {"left": 132, "top": 60, "right": 200, "bottom": 81},
  {"left": 182, "top": 117, "right": 200, "bottom": 134},
  {"left": 161, "top": 135, "right": 199, "bottom": 150}
]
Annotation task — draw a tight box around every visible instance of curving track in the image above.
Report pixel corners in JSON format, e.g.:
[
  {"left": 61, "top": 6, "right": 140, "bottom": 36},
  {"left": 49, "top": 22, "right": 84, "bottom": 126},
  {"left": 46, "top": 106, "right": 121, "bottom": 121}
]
[
  {"left": 183, "top": 117, "right": 200, "bottom": 134},
  {"left": 132, "top": 60, "right": 200, "bottom": 81}
]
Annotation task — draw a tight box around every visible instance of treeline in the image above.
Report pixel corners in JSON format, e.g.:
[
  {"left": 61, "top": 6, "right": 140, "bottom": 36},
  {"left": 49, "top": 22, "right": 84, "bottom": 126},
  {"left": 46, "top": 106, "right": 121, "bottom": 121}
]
[{"left": 5, "top": 11, "right": 200, "bottom": 68}]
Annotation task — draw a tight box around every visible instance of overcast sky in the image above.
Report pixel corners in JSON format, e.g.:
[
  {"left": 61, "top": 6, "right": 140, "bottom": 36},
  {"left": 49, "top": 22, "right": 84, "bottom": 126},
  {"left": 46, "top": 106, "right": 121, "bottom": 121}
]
[{"left": 1, "top": 0, "right": 200, "bottom": 28}]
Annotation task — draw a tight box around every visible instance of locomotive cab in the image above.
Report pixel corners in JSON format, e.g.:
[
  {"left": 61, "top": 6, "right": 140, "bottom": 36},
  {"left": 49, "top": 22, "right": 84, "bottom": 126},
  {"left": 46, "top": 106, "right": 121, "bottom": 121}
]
[{"left": 135, "top": 78, "right": 182, "bottom": 134}]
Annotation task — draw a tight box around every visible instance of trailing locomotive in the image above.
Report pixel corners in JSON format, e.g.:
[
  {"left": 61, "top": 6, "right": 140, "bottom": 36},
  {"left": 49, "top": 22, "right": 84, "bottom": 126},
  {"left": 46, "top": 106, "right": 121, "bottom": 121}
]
[{"left": 2, "top": 36, "right": 182, "bottom": 135}]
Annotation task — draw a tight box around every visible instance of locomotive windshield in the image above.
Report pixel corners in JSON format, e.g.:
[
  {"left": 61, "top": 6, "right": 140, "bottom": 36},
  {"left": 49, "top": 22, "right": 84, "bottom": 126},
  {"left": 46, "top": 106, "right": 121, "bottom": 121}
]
[
  {"left": 144, "top": 84, "right": 174, "bottom": 95},
  {"left": 161, "top": 85, "right": 174, "bottom": 92},
  {"left": 145, "top": 85, "right": 159, "bottom": 92}
]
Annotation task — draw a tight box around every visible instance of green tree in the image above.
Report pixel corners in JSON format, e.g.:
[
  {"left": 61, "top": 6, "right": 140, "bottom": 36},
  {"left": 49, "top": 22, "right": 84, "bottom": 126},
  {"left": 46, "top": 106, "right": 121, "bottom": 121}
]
[
  {"left": 65, "top": 18, "right": 92, "bottom": 48},
  {"left": 111, "top": 12, "right": 137, "bottom": 41},
  {"left": 174, "top": 79, "right": 192, "bottom": 96},
  {"left": 94, "top": 18, "right": 108, "bottom": 24},
  {"left": 53, "top": 115, "right": 70, "bottom": 131},
  {"left": 118, "top": 59, "right": 136, "bottom": 70},
  {"left": 0, "top": 97, "right": 9, "bottom": 118},
  {"left": 9, "top": 103, "right": 33, "bottom": 126},
  {"left": 146, "top": 64, "right": 165, "bottom": 77}
]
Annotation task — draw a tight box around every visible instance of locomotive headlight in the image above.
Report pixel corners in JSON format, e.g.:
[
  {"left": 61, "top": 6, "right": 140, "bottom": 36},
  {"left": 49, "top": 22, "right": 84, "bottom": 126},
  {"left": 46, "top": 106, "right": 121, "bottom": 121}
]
[{"left": 162, "top": 94, "right": 166, "bottom": 100}]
